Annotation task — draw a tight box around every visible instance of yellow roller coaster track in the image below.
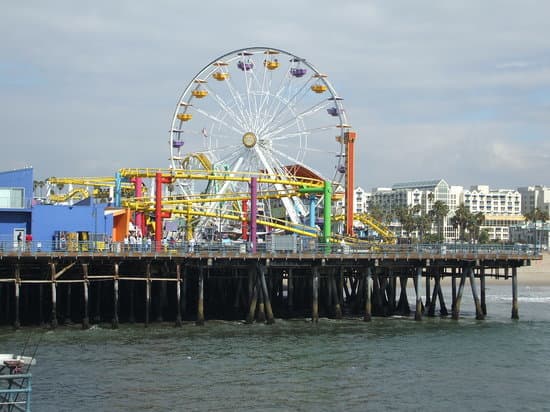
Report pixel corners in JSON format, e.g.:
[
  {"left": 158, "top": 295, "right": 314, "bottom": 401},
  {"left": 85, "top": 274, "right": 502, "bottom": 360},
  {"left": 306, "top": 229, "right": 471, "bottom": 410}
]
[
  {"left": 118, "top": 168, "right": 324, "bottom": 189},
  {"left": 46, "top": 176, "right": 138, "bottom": 188},
  {"left": 48, "top": 188, "right": 90, "bottom": 203},
  {"left": 160, "top": 203, "right": 321, "bottom": 238},
  {"left": 333, "top": 213, "right": 396, "bottom": 244}
]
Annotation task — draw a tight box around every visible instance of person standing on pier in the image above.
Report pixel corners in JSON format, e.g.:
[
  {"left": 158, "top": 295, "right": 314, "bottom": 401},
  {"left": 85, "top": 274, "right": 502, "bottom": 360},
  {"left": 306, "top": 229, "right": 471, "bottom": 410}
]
[{"left": 25, "top": 233, "right": 32, "bottom": 251}]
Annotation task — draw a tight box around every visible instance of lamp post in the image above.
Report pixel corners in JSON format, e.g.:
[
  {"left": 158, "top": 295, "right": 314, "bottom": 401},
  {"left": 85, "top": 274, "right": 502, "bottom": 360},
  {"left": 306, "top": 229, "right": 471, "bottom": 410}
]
[
  {"left": 92, "top": 203, "right": 97, "bottom": 251},
  {"left": 535, "top": 220, "right": 539, "bottom": 255}
]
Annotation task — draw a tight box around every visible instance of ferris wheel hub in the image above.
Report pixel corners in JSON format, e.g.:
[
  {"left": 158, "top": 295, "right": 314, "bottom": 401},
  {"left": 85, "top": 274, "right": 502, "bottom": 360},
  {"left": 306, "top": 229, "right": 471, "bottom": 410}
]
[{"left": 242, "top": 132, "right": 257, "bottom": 148}]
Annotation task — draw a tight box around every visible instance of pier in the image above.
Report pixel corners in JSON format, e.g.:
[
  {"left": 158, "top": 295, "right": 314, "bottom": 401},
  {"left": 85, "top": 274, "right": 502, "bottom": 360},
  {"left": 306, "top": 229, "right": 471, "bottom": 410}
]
[{"left": 0, "top": 243, "right": 540, "bottom": 328}]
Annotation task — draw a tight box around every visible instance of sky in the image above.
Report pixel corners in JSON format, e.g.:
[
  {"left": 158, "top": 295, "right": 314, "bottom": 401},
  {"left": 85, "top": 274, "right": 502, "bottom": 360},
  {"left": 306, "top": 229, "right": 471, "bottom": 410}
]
[{"left": 1, "top": 1, "right": 549, "bottom": 191}]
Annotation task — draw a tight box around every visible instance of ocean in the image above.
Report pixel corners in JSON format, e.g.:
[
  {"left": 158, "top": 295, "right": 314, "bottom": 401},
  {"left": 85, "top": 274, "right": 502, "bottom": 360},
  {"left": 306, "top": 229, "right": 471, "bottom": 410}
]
[{"left": 2, "top": 283, "right": 550, "bottom": 411}]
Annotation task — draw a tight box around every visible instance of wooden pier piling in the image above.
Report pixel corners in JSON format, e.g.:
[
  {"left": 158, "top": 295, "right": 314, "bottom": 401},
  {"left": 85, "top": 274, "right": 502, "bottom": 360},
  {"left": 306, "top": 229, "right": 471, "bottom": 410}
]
[
  {"left": 415, "top": 267, "right": 423, "bottom": 321},
  {"left": 312, "top": 266, "right": 319, "bottom": 323},
  {"left": 480, "top": 267, "right": 487, "bottom": 316},
  {"left": 452, "top": 269, "right": 467, "bottom": 320},
  {"left": 50, "top": 263, "right": 58, "bottom": 329},
  {"left": 469, "top": 266, "right": 484, "bottom": 320},
  {"left": 175, "top": 264, "right": 182, "bottom": 326},
  {"left": 145, "top": 263, "right": 151, "bottom": 327},
  {"left": 259, "top": 265, "right": 275, "bottom": 324},
  {"left": 196, "top": 268, "right": 205, "bottom": 326},
  {"left": 14, "top": 265, "right": 20, "bottom": 330},
  {"left": 112, "top": 263, "right": 119, "bottom": 329},
  {"left": 364, "top": 267, "right": 372, "bottom": 322},
  {"left": 82, "top": 264, "right": 90, "bottom": 329},
  {"left": 512, "top": 267, "right": 519, "bottom": 320}
]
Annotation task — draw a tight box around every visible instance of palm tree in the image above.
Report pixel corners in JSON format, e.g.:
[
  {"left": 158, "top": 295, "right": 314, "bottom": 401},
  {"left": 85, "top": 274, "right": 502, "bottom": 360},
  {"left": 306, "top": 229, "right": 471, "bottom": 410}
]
[
  {"left": 415, "top": 214, "right": 433, "bottom": 242},
  {"left": 396, "top": 205, "right": 420, "bottom": 239},
  {"left": 451, "top": 203, "right": 471, "bottom": 241},
  {"left": 524, "top": 208, "right": 549, "bottom": 248},
  {"left": 33, "top": 180, "right": 46, "bottom": 197},
  {"left": 367, "top": 203, "right": 385, "bottom": 224},
  {"left": 429, "top": 200, "right": 449, "bottom": 242},
  {"left": 524, "top": 208, "right": 549, "bottom": 224},
  {"left": 467, "top": 212, "right": 485, "bottom": 242}
]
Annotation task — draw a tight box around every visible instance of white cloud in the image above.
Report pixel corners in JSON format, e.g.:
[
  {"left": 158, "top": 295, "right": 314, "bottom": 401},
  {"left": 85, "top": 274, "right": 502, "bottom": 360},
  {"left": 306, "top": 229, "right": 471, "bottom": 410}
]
[{"left": 1, "top": 0, "right": 549, "bottom": 189}]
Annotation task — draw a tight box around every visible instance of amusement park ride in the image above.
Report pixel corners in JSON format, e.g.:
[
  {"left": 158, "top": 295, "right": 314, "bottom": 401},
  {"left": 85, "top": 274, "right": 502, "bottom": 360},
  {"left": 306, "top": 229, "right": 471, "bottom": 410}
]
[{"left": 44, "top": 47, "right": 395, "bottom": 249}]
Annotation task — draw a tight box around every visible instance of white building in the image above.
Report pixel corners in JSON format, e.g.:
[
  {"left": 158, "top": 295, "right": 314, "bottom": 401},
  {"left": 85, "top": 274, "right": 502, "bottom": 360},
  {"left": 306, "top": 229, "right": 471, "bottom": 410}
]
[
  {"left": 369, "top": 179, "right": 453, "bottom": 240},
  {"left": 517, "top": 186, "right": 550, "bottom": 215},
  {"left": 353, "top": 186, "right": 370, "bottom": 214},
  {"left": 464, "top": 185, "right": 521, "bottom": 215},
  {"left": 370, "top": 179, "right": 450, "bottom": 215},
  {"left": 463, "top": 186, "right": 522, "bottom": 242}
]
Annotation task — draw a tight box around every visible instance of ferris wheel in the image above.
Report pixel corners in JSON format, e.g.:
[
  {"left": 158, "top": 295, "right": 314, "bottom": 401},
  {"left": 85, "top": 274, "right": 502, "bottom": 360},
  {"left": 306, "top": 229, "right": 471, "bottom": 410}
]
[{"left": 169, "top": 47, "right": 350, "bottom": 239}]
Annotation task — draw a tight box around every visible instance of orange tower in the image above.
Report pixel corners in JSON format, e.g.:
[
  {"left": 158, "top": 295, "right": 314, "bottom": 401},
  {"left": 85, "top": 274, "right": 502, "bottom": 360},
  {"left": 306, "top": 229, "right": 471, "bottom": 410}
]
[{"left": 344, "top": 131, "right": 356, "bottom": 236}]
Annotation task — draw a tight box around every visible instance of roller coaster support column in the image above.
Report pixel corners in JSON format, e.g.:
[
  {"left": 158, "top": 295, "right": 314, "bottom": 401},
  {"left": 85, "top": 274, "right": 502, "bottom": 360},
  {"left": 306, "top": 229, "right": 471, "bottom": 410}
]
[
  {"left": 250, "top": 177, "right": 258, "bottom": 253},
  {"left": 323, "top": 180, "right": 332, "bottom": 245},
  {"left": 242, "top": 200, "right": 248, "bottom": 241},
  {"left": 309, "top": 196, "right": 316, "bottom": 228},
  {"left": 114, "top": 171, "right": 122, "bottom": 207},
  {"left": 344, "top": 131, "right": 356, "bottom": 237},
  {"left": 155, "top": 172, "right": 172, "bottom": 252},
  {"left": 298, "top": 181, "right": 332, "bottom": 245},
  {"left": 133, "top": 177, "right": 145, "bottom": 236}
]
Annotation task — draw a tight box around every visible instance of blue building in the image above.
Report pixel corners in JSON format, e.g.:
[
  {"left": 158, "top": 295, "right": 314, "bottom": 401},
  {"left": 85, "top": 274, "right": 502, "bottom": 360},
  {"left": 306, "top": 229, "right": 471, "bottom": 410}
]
[
  {"left": 0, "top": 168, "right": 33, "bottom": 246},
  {"left": 0, "top": 167, "right": 112, "bottom": 251}
]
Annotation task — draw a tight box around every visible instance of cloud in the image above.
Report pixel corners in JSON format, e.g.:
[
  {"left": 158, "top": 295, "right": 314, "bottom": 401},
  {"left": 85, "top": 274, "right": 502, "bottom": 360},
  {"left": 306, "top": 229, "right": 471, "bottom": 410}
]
[{"left": 1, "top": 0, "right": 549, "bottom": 191}]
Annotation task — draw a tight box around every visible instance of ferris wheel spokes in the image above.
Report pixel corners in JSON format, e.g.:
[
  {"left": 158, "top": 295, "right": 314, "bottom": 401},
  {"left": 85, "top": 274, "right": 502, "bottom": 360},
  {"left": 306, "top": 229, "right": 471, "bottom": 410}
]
[
  {"left": 169, "top": 47, "right": 348, "bottom": 240},
  {"left": 258, "top": 75, "right": 317, "bottom": 137},
  {"left": 202, "top": 84, "right": 248, "bottom": 131},
  {"left": 193, "top": 107, "right": 244, "bottom": 136},
  {"left": 262, "top": 100, "right": 333, "bottom": 140}
]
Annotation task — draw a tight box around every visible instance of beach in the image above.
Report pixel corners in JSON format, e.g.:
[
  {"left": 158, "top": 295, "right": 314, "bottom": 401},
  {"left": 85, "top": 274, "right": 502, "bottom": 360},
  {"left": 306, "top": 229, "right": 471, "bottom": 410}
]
[{"left": 515, "top": 252, "right": 550, "bottom": 285}]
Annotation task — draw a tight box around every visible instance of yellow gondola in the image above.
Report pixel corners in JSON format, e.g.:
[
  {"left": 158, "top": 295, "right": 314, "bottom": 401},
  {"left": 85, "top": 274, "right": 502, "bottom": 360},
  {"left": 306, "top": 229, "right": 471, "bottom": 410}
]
[
  {"left": 192, "top": 90, "right": 208, "bottom": 98},
  {"left": 212, "top": 72, "right": 229, "bottom": 81},
  {"left": 177, "top": 113, "right": 192, "bottom": 121},
  {"left": 264, "top": 60, "right": 279, "bottom": 70},
  {"left": 311, "top": 84, "right": 328, "bottom": 93}
]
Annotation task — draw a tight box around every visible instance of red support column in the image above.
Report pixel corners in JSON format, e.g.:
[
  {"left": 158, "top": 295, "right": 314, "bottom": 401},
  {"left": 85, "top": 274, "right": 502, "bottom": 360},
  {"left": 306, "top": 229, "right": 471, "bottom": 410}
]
[
  {"left": 133, "top": 177, "right": 146, "bottom": 236},
  {"left": 344, "top": 131, "right": 356, "bottom": 237},
  {"left": 250, "top": 177, "right": 258, "bottom": 253},
  {"left": 241, "top": 199, "right": 248, "bottom": 241}
]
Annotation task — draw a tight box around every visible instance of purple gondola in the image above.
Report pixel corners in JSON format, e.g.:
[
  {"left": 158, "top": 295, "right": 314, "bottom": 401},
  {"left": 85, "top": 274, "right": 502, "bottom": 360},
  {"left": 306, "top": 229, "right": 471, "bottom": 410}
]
[
  {"left": 172, "top": 140, "right": 184, "bottom": 148},
  {"left": 290, "top": 67, "right": 307, "bottom": 77},
  {"left": 237, "top": 60, "right": 254, "bottom": 71},
  {"left": 327, "top": 107, "right": 339, "bottom": 116}
]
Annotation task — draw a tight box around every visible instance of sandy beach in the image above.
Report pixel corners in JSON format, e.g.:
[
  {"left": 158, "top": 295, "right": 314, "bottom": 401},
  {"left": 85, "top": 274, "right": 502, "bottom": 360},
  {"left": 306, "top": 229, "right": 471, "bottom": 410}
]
[
  {"left": 514, "top": 252, "right": 550, "bottom": 286},
  {"left": 437, "top": 253, "right": 550, "bottom": 286}
]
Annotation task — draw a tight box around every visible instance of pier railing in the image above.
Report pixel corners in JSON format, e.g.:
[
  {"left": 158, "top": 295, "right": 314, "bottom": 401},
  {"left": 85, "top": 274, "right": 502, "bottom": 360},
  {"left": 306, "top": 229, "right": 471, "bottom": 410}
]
[
  {"left": 0, "top": 240, "right": 541, "bottom": 258},
  {"left": 0, "top": 374, "right": 32, "bottom": 412}
]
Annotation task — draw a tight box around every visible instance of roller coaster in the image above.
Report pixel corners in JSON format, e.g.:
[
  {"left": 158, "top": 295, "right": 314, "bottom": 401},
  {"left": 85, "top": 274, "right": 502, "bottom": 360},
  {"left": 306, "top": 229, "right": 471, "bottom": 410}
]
[{"left": 42, "top": 47, "right": 396, "bottom": 247}]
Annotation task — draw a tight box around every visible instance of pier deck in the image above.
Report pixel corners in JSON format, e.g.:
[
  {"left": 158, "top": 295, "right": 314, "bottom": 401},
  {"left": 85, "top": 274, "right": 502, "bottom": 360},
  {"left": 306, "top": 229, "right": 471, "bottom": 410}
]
[{"left": 0, "top": 244, "right": 541, "bottom": 327}]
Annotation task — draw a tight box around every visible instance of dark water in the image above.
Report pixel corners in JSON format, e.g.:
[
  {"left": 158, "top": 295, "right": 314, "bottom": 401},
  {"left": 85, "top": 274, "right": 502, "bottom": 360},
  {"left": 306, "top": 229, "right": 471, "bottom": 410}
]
[{"left": 2, "top": 284, "right": 550, "bottom": 411}]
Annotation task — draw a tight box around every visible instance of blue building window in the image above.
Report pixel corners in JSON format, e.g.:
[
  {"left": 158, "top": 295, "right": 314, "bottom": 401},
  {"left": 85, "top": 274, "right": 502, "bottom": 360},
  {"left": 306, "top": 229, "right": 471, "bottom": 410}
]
[{"left": 0, "top": 187, "right": 24, "bottom": 208}]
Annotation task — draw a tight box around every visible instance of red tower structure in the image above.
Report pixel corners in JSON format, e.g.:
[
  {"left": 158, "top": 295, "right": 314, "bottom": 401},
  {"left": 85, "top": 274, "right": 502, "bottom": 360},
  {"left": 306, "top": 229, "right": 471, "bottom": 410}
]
[
  {"left": 344, "top": 131, "right": 356, "bottom": 237},
  {"left": 155, "top": 171, "right": 172, "bottom": 251}
]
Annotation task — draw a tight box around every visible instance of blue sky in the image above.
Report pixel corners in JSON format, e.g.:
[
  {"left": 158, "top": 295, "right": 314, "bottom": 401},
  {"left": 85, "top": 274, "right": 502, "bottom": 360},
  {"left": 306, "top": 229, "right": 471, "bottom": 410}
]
[{"left": 1, "top": 1, "right": 549, "bottom": 190}]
